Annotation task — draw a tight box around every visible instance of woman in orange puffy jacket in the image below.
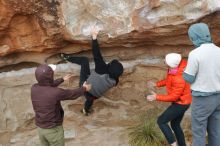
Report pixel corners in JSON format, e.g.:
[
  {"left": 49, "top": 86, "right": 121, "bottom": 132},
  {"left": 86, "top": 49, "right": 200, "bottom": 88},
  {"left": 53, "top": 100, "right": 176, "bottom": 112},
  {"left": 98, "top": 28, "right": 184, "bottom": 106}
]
[{"left": 147, "top": 53, "right": 192, "bottom": 146}]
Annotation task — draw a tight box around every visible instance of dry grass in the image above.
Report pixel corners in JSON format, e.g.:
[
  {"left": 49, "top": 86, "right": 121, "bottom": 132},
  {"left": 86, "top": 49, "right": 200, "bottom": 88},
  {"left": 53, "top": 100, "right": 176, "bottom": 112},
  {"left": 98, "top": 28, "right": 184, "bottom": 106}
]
[{"left": 126, "top": 109, "right": 166, "bottom": 146}]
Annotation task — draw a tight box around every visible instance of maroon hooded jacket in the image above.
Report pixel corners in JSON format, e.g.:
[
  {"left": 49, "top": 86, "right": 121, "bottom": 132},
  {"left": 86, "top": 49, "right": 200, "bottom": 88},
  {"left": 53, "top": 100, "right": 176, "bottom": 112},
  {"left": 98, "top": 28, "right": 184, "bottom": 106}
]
[{"left": 31, "top": 65, "right": 85, "bottom": 128}]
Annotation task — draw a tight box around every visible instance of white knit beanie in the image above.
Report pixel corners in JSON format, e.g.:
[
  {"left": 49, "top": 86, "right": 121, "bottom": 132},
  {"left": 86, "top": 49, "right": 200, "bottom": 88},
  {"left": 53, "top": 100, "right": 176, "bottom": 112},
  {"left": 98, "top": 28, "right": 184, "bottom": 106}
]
[{"left": 165, "top": 53, "right": 182, "bottom": 68}]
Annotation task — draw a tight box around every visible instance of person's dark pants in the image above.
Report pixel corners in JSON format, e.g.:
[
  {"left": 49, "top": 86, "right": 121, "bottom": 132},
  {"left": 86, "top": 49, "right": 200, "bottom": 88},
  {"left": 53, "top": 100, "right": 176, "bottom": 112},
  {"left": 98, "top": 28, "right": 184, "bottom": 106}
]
[
  {"left": 157, "top": 103, "right": 190, "bottom": 146},
  {"left": 67, "top": 56, "right": 96, "bottom": 113}
]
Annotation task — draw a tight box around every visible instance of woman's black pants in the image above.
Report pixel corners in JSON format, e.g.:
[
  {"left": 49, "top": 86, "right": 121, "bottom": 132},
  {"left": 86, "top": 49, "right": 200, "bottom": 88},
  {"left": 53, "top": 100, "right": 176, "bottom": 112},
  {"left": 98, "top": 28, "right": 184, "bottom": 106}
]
[{"left": 157, "top": 103, "right": 190, "bottom": 146}]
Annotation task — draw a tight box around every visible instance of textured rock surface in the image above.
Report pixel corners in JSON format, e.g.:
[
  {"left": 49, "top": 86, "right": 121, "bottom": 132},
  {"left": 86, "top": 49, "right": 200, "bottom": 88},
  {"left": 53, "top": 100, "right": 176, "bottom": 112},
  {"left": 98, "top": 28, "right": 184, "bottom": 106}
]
[
  {"left": 0, "top": 57, "right": 193, "bottom": 146},
  {"left": 1, "top": 0, "right": 220, "bottom": 69},
  {"left": 0, "top": 58, "right": 161, "bottom": 145}
]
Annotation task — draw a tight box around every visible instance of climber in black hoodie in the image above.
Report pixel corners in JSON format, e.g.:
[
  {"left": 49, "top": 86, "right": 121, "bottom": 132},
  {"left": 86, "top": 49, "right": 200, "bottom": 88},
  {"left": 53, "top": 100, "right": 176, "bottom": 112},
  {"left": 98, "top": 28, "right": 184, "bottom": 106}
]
[{"left": 61, "top": 27, "right": 124, "bottom": 116}]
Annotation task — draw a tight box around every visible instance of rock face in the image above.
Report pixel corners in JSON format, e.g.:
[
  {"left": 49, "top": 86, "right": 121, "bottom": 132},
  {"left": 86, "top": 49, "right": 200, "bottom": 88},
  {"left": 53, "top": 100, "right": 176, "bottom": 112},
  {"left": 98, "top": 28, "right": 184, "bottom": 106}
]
[
  {"left": 0, "top": 0, "right": 220, "bottom": 145},
  {"left": 1, "top": 0, "right": 220, "bottom": 69},
  {"left": 0, "top": 58, "right": 164, "bottom": 145},
  {"left": 0, "top": 58, "right": 193, "bottom": 146}
]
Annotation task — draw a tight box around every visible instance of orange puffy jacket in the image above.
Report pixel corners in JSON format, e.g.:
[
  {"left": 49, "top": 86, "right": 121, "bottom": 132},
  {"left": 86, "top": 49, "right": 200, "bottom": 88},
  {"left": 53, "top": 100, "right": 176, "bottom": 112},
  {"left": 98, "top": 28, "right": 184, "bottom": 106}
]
[{"left": 156, "top": 59, "right": 192, "bottom": 105}]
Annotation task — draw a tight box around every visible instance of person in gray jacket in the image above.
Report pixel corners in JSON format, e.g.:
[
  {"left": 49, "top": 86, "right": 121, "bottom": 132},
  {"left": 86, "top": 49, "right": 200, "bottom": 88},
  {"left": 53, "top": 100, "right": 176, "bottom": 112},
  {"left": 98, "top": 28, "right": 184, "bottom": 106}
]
[
  {"left": 183, "top": 23, "right": 220, "bottom": 146},
  {"left": 61, "top": 27, "right": 124, "bottom": 116}
]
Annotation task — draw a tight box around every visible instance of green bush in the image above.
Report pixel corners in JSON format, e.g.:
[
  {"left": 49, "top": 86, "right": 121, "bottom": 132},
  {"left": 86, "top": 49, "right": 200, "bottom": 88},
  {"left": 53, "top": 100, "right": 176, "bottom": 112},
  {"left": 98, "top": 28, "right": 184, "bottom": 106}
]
[{"left": 127, "top": 111, "right": 165, "bottom": 146}]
